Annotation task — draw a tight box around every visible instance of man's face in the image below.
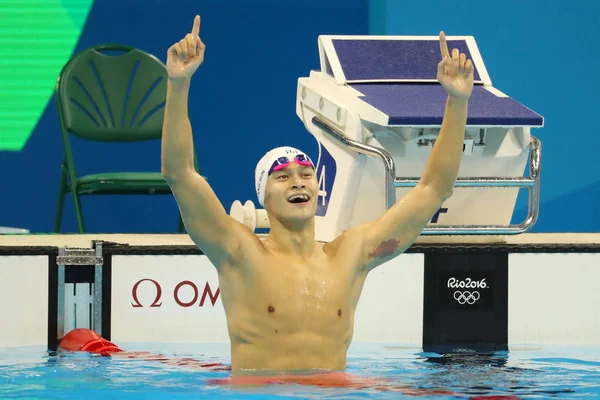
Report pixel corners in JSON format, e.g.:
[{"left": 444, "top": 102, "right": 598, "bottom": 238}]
[{"left": 264, "top": 161, "right": 318, "bottom": 223}]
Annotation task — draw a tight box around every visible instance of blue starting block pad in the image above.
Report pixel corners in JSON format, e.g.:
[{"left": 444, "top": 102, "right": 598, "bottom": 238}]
[
  {"left": 351, "top": 84, "right": 542, "bottom": 126},
  {"left": 318, "top": 36, "right": 544, "bottom": 127}
]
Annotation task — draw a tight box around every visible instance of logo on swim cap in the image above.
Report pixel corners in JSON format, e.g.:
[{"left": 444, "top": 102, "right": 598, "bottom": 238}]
[{"left": 254, "top": 146, "right": 314, "bottom": 207}]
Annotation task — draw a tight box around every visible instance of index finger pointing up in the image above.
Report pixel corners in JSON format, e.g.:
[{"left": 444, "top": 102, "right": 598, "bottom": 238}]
[
  {"left": 191, "top": 15, "right": 201, "bottom": 36},
  {"left": 439, "top": 31, "right": 449, "bottom": 59}
]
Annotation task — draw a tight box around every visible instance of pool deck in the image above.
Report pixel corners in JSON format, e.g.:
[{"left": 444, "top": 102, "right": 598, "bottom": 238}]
[{"left": 0, "top": 233, "right": 598, "bottom": 248}]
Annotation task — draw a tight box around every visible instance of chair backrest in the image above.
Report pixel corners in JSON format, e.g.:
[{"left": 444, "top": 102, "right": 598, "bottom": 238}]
[{"left": 55, "top": 44, "right": 167, "bottom": 142}]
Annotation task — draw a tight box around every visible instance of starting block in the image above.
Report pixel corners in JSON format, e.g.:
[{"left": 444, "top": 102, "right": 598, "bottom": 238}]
[{"left": 231, "top": 35, "right": 544, "bottom": 243}]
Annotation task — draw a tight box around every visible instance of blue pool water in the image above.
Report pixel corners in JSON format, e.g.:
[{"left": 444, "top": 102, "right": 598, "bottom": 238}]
[{"left": 1, "top": 342, "right": 600, "bottom": 399}]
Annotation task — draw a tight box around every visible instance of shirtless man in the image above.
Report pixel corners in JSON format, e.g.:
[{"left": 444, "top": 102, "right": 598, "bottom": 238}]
[{"left": 161, "top": 15, "right": 474, "bottom": 375}]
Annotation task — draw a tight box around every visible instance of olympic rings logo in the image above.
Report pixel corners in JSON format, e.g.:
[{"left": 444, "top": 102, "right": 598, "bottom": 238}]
[{"left": 453, "top": 290, "right": 480, "bottom": 305}]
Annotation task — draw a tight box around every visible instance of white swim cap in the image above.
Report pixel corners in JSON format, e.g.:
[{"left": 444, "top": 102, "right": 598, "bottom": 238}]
[{"left": 254, "top": 146, "right": 314, "bottom": 207}]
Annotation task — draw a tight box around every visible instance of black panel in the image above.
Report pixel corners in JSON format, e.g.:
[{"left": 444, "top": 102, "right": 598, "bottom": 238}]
[
  {"left": 47, "top": 252, "right": 58, "bottom": 352},
  {"left": 423, "top": 252, "right": 508, "bottom": 353},
  {"left": 101, "top": 253, "right": 112, "bottom": 341},
  {"left": 64, "top": 265, "right": 95, "bottom": 283}
]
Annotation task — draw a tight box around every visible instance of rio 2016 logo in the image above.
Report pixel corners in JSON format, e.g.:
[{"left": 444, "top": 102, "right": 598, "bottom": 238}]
[
  {"left": 447, "top": 277, "right": 488, "bottom": 305},
  {"left": 447, "top": 277, "right": 488, "bottom": 289}
]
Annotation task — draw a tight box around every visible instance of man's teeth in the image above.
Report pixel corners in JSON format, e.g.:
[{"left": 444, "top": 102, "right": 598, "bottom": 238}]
[{"left": 288, "top": 194, "right": 309, "bottom": 202}]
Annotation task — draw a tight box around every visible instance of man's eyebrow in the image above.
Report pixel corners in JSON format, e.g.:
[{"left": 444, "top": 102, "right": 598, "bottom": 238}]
[{"left": 294, "top": 165, "right": 315, "bottom": 172}]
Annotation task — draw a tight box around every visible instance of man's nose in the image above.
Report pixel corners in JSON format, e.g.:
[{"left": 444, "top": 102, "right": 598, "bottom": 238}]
[{"left": 291, "top": 176, "right": 305, "bottom": 189}]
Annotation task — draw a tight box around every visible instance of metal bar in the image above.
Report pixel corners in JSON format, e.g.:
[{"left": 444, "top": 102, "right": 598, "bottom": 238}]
[
  {"left": 93, "top": 241, "right": 103, "bottom": 335},
  {"left": 523, "top": 136, "right": 542, "bottom": 230},
  {"left": 57, "top": 251, "right": 65, "bottom": 340},
  {"left": 312, "top": 116, "right": 396, "bottom": 207},
  {"left": 420, "top": 225, "right": 528, "bottom": 235},
  {"left": 64, "top": 283, "right": 75, "bottom": 333},
  {"left": 395, "top": 178, "right": 535, "bottom": 188},
  {"left": 75, "top": 283, "right": 90, "bottom": 329},
  {"left": 56, "top": 247, "right": 102, "bottom": 265},
  {"left": 418, "top": 136, "right": 541, "bottom": 235}
]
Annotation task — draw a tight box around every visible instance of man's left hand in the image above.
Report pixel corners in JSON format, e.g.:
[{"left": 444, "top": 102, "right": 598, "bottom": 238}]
[{"left": 437, "top": 31, "right": 474, "bottom": 102}]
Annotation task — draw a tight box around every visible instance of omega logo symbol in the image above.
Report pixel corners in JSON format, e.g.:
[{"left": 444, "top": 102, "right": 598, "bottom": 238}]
[{"left": 131, "top": 279, "right": 220, "bottom": 308}]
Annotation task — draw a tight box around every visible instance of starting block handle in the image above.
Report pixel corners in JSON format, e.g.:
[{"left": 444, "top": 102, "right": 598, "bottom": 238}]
[
  {"left": 311, "top": 117, "right": 397, "bottom": 208},
  {"left": 312, "top": 117, "right": 542, "bottom": 236}
]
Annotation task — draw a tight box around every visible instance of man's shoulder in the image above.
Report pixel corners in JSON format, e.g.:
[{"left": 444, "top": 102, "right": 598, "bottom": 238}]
[
  {"left": 198, "top": 223, "right": 267, "bottom": 270},
  {"left": 234, "top": 229, "right": 267, "bottom": 261},
  {"left": 322, "top": 227, "right": 366, "bottom": 260}
]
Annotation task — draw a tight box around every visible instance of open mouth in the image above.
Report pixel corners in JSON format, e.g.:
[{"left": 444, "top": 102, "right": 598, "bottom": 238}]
[{"left": 287, "top": 194, "right": 310, "bottom": 204}]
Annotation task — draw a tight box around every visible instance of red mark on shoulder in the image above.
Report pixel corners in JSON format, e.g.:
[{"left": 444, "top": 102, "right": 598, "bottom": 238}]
[
  {"left": 268, "top": 305, "right": 275, "bottom": 313},
  {"left": 368, "top": 239, "right": 400, "bottom": 259}
]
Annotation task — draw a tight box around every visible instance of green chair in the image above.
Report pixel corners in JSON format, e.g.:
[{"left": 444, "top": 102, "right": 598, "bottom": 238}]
[{"left": 54, "top": 44, "right": 198, "bottom": 233}]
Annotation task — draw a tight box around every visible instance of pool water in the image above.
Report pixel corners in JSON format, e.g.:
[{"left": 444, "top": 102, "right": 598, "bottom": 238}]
[{"left": 1, "top": 342, "right": 599, "bottom": 399}]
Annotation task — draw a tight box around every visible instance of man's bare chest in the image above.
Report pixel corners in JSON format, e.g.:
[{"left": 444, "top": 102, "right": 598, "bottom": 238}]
[{"left": 239, "top": 262, "right": 362, "bottom": 327}]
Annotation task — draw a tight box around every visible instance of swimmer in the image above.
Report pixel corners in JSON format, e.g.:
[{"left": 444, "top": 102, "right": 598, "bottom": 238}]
[{"left": 161, "top": 15, "right": 473, "bottom": 374}]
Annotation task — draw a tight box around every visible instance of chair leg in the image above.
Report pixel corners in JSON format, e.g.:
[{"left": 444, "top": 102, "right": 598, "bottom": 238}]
[
  {"left": 73, "top": 191, "right": 86, "bottom": 233},
  {"left": 54, "top": 165, "right": 68, "bottom": 233}
]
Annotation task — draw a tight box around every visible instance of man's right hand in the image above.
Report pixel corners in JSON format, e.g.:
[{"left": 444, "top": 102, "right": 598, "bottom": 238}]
[{"left": 166, "top": 15, "right": 205, "bottom": 80}]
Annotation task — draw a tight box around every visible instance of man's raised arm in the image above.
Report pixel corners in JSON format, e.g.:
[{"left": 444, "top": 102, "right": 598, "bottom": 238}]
[
  {"left": 337, "top": 32, "right": 475, "bottom": 272},
  {"left": 161, "top": 15, "right": 250, "bottom": 266}
]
